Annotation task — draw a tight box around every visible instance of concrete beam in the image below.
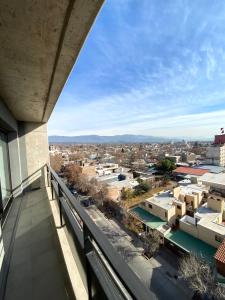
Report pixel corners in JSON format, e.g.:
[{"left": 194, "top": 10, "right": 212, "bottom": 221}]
[{"left": 0, "top": 0, "right": 104, "bottom": 123}]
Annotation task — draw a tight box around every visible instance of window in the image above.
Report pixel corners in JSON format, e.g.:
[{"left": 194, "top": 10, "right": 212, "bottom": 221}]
[
  {"left": 0, "top": 131, "right": 11, "bottom": 212},
  {"left": 148, "top": 204, "right": 152, "bottom": 209},
  {"left": 165, "top": 211, "right": 168, "bottom": 218},
  {"left": 215, "top": 235, "right": 223, "bottom": 243},
  {"left": 177, "top": 205, "right": 181, "bottom": 210}
]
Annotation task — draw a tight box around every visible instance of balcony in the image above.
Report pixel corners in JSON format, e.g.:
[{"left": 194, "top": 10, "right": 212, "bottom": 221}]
[
  {"left": 1, "top": 166, "right": 151, "bottom": 300},
  {"left": 2, "top": 184, "right": 75, "bottom": 300}
]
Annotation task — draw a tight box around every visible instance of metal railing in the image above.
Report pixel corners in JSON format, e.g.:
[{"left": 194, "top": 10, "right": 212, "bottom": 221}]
[{"left": 47, "top": 165, "right": 152, "bottom": 300}]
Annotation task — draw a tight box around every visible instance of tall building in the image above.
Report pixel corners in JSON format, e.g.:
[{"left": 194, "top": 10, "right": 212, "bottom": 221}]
[
  {"left": 0, "top": 2, "right": 150, "bottom": 300},
  {"left": 206, "top": 132, "right": 225, "bottom": 166}
]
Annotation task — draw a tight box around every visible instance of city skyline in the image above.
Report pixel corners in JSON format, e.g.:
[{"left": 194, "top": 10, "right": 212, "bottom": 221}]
[{"left": 49, "top": 0, "right": 225, "bottom": 138}]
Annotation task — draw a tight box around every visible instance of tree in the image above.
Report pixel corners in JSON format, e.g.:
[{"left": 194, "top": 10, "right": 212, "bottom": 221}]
[
  {"left": 179, "top": 253, "right": 225, "bottom": 299},
  {"left": 121, "top": 188, "right": 133, "bottom": 201},
  {"left": 143, "top": 230, "right": 161, "bottom": 257},
  {"left": 63, "top": 164, "right": 81, "bottom": 186},
  {"left": 157, "top": 159, "right": 176, "bottom": 173},
  {"left": 133, "top": 181, "right": 151, "bottom": 196},
  {"left": 50, "top": 154, "right": 63, "bottom": 173},
  {"left": 94, "top": 183, "right": 109, "bottom": 207}
]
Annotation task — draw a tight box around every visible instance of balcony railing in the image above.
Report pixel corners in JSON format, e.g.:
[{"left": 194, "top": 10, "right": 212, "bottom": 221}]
[{"left": 47, "top": 165, "right": 151, "bottom": 300}]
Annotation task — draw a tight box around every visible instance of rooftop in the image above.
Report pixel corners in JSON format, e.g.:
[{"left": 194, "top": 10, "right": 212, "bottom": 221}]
[
  {"left": 196, "top": 165, "right": 225, "bottom": 174},
  {"left": 129, "top": 206, "right": 167, "bottom": 229},
  {"left": 200, "top": 172, "right": 225, "bottom": 186},
  {"left": 215, "top": 240, "right": 225, "bottom": 263},
  {"left": 107, "top": 179, "right": 139, "bottom": 189},
  {"left": 165, "top": 230, "right": 217, "bottom": 266},
  {"left": 179, "top": 183, "right": 208, "bottom": 195},
  {"left": 146, "top": 191, "right": 179, "bottom": 210},
  {"left": 174, "top": 167, "right": 209, "bottom": 176}
]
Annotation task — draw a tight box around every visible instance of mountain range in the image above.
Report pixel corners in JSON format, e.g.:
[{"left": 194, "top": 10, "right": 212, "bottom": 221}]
[{"left": 48, "top": 134, "right": 179, "bottom": 144}]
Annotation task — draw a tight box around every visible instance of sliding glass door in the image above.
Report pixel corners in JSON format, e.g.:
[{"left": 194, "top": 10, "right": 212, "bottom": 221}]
[{"left": 0, "top": 132, "right": 11, "bottom": 211}]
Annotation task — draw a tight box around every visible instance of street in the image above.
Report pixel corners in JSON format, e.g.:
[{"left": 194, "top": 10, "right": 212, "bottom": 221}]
[{"left": 84, "top": 205, "right": 192, "bottom": 300}]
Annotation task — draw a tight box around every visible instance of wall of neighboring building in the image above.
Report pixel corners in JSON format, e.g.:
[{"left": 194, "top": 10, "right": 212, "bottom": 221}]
[
  {"left": 144, "top": 201, "right": 176, "bottom": 225},
  {"left": 180, "top": 219, "right": 198, "bottom": 238},
  {"left": 180, "top": 216, "right": 224, "bottom": 248},
  {"left": 207, "top": 197, "right": 224, "bottom": 213},
  {"left": 175, "top": 202, "right": 186, "bottom": 217},
  {"left": 173, "top": 186, "right": 181, "bottom": 198},
  {"left": 197, "top": 223, "right": 224, "bottom": 248}
]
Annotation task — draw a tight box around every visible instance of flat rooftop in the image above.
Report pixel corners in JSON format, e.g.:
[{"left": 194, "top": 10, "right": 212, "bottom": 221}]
[
  {"left": 200, "top": 173, "right": 225, "bottom": 186},
  {"left": 129, "top": 206, "right": 167, "bottom": 229},
  {"left": 165, "top": 230, "right": 217, "bottom": 266},
  {"left": 107, "top": 179, "right": 139, "bottom": 189},
  {"left": 196, "top": 165, "right": 225, "bottom": 174},
  {"left": 146, "top": 191, "right": 179, "bottom": 210},
  {"left": 179, "top": 184, "right": 208, "bottom": 195}
]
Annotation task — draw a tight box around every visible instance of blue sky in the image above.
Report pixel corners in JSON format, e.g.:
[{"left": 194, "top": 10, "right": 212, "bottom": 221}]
[{"left": 48, "top": 0, "right": 225, "bottom": 139}]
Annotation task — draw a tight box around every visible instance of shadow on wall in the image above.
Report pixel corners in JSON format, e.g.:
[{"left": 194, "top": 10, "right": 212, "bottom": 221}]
[{"left": 7, "top": 122, "right": 49, "bottom": 197}]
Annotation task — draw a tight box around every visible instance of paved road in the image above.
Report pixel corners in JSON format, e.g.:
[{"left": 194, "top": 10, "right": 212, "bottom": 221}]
[{"left": 85, "top": 205, "right": 191, "bottom": 300}]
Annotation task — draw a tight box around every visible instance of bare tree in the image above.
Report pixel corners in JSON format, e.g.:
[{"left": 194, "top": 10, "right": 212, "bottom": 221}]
[
  {"left": 143, "top": 230, "right": 161, "bottom": 257},
  {"left": 94, "top": 183, "right": 109, "bottom": 207},
  {"left": 63, "top": 164, "right": 81, "bottom": 186},
  {"left": 50, "top": 154, "right": 63, "bottom": 173},
  {"left": 179, "top": 253, "right": 225, "bottom": 299}
]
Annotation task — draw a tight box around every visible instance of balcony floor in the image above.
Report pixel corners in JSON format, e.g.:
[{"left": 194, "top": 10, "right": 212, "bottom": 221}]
[{"left": 3, "top": 187, "right": 73, "bottom": 300}]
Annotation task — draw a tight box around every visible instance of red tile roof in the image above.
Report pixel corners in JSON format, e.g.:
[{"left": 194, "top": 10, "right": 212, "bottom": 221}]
[
  {"left": 215, "top": 240, "right": 225, "bottom": 263},
  {"left": 173, "top": 167, "right": 209, "bottom": 176}
]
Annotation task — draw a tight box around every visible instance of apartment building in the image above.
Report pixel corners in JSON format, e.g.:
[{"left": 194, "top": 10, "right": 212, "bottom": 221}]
[
  {"left": 0, "top": 2, "right": 150, "bottom": 300},
  {"left": 206, "top": 133, "right": 225, "bottom": 166}
]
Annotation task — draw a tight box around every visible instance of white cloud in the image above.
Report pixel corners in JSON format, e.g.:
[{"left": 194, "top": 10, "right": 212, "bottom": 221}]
[{"left": 48, "top": 0, "right": 225, "bottom": 138}]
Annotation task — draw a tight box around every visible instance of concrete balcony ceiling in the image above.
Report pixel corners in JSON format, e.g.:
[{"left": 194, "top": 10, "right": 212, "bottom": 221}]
[{"left": 0, "top": 0, "right": 103, "bottom": 122}]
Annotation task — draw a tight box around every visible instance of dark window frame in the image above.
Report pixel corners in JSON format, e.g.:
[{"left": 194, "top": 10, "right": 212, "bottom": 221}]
[{"left": 0, "top": 129, "right": 13, "bottom": 224}]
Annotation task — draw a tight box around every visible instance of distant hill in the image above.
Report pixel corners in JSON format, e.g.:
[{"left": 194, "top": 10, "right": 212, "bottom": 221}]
[{"left": 48, "top": 134, "right": 177, "bottom": 144}]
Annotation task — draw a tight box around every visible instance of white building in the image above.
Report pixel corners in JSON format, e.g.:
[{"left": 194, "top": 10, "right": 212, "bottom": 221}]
[{"left": 206, "top": 144, "right": 225, "bottom": 166}]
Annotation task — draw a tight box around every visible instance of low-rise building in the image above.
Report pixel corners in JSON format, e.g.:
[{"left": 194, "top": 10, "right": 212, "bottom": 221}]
[
  {"left": 173, "top": 184, "right": 208, "bottom": 211},
  {"left": 179, "top": 196, "right": 225, "bottom": 248},
  {"left": 199, "top": 173, "right": 225, "bottom": 196},
  {"left": 173, "top": 166, "right": 209, "bottom": 179},
  {"left": 106, "top": 179, "right": 139, "bottom": 202},
  {"left": 141, "top": 191, "right": 185, "bottom": 226}
]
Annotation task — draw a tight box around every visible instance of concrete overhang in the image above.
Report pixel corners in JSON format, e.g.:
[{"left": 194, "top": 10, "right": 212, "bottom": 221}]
[{"left": 0, "top": 0, "right": 104, "bottom": 123}]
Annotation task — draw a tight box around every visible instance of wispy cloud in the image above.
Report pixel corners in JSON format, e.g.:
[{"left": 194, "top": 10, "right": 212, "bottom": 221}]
[{"left": 49, "top": 0, "right": 225, "bottom": 138}]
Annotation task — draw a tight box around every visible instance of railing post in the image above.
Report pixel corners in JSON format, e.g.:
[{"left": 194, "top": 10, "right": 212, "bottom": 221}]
[
  {"left": 46, "top": 165, "right": 50, "bottom": 187},
  {"left": 83, "top": 224, "right": 93, "bottom": 299},
  {"left": 50, "top": 173, "right": 55, "bottom": 200},
  {"left": 58, "top": 183, "right": 63, "bottom": 227}
]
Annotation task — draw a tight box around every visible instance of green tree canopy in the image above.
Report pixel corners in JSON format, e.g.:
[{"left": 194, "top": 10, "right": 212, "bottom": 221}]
[{"left": 157, "top": 159, "right": 176, "bottom": 173}]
